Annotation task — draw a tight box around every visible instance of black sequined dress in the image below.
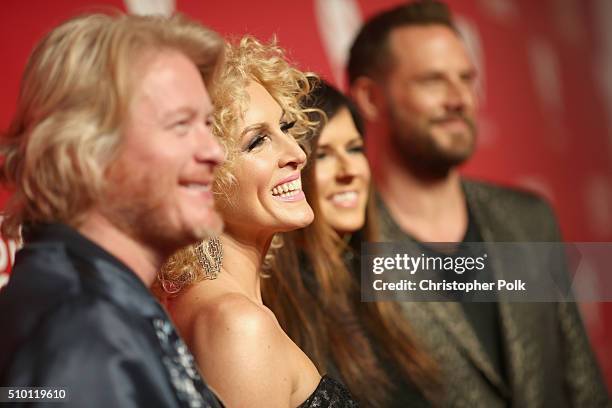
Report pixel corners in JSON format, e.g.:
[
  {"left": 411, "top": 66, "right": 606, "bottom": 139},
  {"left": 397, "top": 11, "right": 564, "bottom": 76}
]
[{"left": 298, "top": 375, "right": 359, "bottom": 407}]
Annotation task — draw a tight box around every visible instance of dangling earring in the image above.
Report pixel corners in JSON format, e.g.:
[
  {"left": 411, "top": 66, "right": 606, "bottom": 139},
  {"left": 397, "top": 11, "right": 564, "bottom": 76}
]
[
  {"left": 160, "top": 277, "right": 181, "bottom": 294},
  {"left": 194, "top": 236, "right": 223, "bottom": 280}
]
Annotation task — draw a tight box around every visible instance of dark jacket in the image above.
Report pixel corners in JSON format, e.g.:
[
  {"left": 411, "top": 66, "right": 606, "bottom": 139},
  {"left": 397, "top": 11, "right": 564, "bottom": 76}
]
[
  {"left": 377, "top": 180, "right": 609, "bottom": 407},
  {"left": 0, "top": 223, "right": 223, "bottom": 408}
]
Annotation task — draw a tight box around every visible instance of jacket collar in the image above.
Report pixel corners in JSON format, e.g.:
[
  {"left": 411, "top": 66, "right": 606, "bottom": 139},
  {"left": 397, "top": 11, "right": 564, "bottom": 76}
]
[
  {"left": 374, "top": 189, "right": 512, "bottom": 395},
  {"left": 22, "top": 223, "right": 164, "bottom": 319}
]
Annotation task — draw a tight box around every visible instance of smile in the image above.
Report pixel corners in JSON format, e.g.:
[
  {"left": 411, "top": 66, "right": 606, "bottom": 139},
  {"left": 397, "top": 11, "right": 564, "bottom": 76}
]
[
  {"left": 183, "top": 183, "right": 211, "bottom": 192},
  {"left": 271, "top": 178, "right": 305, "bottom": 202},
  {"left": 272, "top": 179, "right": 301, "bottom": 198},
  {"left": 179, "top": 180, "right": 214, "bottom": 203},
  {"left": 329, "top": 191, "right": 359, "bottom": 208}
]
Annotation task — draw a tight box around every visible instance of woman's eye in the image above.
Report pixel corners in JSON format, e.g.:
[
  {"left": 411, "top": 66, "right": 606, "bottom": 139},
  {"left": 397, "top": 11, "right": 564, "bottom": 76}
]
[
  {"left": 316, "top": 151, "right": 327, "bottom": 160},
  {"left": 348, "top": 145, "right": 364, "bottom": 154},
  {"left": 280, "top": 121, "right": 296, "bottom": 133},
  {"left": 247, "top": 134, "right": 268, "bottom": 151}
]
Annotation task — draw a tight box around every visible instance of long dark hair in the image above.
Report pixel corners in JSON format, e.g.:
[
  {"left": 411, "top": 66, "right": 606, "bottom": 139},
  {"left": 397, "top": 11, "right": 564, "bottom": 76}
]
[{"left": 262, "top": 80, "right": 440, "bottom": 406}]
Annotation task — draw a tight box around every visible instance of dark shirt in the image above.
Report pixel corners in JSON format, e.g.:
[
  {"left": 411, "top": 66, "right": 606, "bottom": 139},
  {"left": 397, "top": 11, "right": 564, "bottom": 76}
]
[
  {"left": 375, "top": 182, "right": 609, "bottom": 407},
  {"left": 417, "top": 209, "right": 508, "bottom": 385},
  {"left": 0, "top": 223, "right": 223, "bottom": 408}
]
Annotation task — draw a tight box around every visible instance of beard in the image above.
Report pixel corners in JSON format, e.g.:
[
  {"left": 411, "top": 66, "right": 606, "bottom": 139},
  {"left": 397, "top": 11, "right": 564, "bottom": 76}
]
[
  {"left": 389, "top": 109, "right": 477, "bottom": 179},
  {"left": 101, "top": 159, "right": 220, "bottom": 261}
]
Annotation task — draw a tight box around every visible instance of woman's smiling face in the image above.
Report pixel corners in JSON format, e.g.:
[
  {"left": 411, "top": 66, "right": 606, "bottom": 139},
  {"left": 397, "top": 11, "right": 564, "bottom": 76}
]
[
  {"left": 315, "top": 107, "right": 370, "bottom": 234},
  {"left": 218, "top": 81, "right": 314, "bottom": 238}
]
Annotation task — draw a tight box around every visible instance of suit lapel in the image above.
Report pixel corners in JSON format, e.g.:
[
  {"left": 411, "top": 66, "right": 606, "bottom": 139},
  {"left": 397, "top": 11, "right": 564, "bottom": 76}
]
[
  {"left": 376, "top": 191, "right": 511, "bottom": 395},
  {"left": 426, "top": 302, "right": 510, "bottom": 394},
  {"left": 463, "top": 181, "right": 526, "bottom": 399}
]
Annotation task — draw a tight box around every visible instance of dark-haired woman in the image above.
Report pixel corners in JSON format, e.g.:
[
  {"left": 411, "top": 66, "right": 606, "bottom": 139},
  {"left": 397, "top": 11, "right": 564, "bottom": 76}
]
[{"left": 263, "top": 80, "right": 440, "bottom": 407}]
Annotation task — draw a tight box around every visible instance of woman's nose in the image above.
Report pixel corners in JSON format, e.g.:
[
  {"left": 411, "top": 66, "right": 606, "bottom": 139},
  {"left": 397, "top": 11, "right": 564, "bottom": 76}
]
[{"left": 278, "top": 136, "right": 307, "bottom": 169}]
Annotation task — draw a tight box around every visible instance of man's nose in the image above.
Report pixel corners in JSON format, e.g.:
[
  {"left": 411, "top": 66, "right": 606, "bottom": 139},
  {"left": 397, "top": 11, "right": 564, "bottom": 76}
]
[
  {"left": 445, "top": 78, "right": 473, "bottom": 113},
  {"left": 196, "top": 124, "right": 225, "bottom": 168}
]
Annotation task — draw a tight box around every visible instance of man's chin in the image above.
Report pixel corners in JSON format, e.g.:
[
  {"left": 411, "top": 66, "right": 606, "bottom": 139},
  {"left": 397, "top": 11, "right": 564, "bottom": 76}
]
[
  {"left": 192, "top": 215, "right": 224, "bottom": 242},
  {"left": 445, "top": 147, "right": 474, "bottom": 165},
  {"left": 434, "top": 134, "right": 476, "bottom": 164}
]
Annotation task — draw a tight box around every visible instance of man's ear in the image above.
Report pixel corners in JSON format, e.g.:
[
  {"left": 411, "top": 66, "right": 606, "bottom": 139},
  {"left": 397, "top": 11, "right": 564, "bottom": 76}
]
[{"left": 350, "top": 76, "right": 384, "bottom": 122}]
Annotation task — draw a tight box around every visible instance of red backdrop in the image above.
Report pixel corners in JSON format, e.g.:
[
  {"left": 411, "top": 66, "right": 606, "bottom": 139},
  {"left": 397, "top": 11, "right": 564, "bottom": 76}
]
[{"left": 1, "top": 0, "right": 611, "bottom": 389}]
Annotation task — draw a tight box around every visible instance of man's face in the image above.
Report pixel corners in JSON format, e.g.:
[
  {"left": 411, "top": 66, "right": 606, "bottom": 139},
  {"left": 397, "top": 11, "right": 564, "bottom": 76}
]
[
  {"left": 383, "top": 25, "right": 478, "bottom": 175},
  {"left": 102, "top": 49, "right": 224, "bottom": 254}
]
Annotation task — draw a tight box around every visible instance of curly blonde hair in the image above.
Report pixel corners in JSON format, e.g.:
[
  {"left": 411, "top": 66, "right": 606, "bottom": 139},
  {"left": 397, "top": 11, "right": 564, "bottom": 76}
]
[
  {"left": 0, "top": 12, "right": 224, "bottom": 240},
  {"left": 157, "top": 36, "right": 319, "bottom": 295},
  {"left": 211, "top": 36, "right": 318, "bottom": 200}
]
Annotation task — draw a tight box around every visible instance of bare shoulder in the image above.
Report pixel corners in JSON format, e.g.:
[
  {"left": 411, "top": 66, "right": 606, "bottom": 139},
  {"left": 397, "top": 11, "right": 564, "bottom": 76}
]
[
  {"left": 189, "top": 293, "right": 296, "bottom": 407},
  {"left": 193, "top": 292, "right": 282, "bottom": 349},
  {"left": 170, "top": 284, "right": 284, "bottom": 352}
]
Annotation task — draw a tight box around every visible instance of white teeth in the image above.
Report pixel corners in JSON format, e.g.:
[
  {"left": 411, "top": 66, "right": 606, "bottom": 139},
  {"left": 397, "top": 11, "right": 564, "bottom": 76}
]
[
  {"left": 279, "top": 190, "right": 299, "bottom": 198},
  {"left": 331, "top": 191, "right": 357, "bottom": 203},
  {"left": 271, "top": 179, "right": 302, "bottom": 196},
  {"left": 185, "top": 183, "right": 210, "bottom": 192}
]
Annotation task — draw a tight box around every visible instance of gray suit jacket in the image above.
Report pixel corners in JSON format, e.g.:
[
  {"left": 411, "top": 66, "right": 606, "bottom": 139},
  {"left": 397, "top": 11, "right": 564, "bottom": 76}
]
[{"left": 376, "top": 179, "right": 609, "bottom": 407}]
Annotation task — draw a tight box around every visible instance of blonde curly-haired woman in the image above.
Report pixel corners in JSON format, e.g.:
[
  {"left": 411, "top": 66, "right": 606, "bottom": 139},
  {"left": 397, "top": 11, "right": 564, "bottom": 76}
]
[{"left": 156, "top": 37, "right": 358, "bottom": 408}]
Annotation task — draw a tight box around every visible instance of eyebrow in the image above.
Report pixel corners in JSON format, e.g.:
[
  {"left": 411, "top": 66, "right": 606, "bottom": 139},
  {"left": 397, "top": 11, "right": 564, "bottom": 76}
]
[
  {"left": 161, "top": 107, "right": 194, "bottom": 121},
  {"left": 240, "top": 123, "right": 269, "bottom": 138},
  {"left": 239, "top": 109, "right": 288, "bottom": 137},
  {"left": 318, "top": 135, "right": 363, "bottom": 149}
]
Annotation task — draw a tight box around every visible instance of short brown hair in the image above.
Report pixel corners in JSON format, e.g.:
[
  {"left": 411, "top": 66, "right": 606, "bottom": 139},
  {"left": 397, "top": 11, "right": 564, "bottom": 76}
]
[
  {"left": 1, "top": 12, "right": 224, "bottom": 239},
  {"left": 348, "top": 0, "right": 455, "bottom": 84}
]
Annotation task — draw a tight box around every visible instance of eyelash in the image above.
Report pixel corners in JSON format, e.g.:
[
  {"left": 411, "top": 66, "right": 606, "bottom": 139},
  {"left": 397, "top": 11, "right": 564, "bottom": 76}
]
[
  {"left": 247, "top": 134, "right": 269, "bottom": 151},
  {"left": 245, "top": 121, "right": 296, "bottom": 152},
  {"left": 280, "top": 121, "right": 296, "bottom": 133}
]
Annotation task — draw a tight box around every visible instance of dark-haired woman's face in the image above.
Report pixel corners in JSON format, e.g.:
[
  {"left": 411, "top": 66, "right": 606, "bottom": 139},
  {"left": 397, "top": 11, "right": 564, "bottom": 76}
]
[{"left": 315, "top": 107, "right": 370, "bottom": 234}]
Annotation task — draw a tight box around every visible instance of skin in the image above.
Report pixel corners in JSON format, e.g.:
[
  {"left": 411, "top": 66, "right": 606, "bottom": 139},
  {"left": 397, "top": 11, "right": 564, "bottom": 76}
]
[
  {"left": 79, "top": 49, "right": 224, "bottom": 286},
  {"left": 169, "top": 82, "right": 320, "bottom": 408},
  {"left": 315, "top": 107, "right": 370, "bottom": 234},
  {"left": 351, "top": 25, "right": 478, "bottom": 242},
  {"left": 383, "top": 25, "right": 478, "bottom": 175}
]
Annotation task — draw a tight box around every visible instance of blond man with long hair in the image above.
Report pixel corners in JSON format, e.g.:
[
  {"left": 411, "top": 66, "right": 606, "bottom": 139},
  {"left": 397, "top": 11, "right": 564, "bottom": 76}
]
[
  {"left": 0, "top": 13, "right": 225, "bottom": 407},
  {"left": 157, "top": 37, "right": 358, "bottom": 407}
]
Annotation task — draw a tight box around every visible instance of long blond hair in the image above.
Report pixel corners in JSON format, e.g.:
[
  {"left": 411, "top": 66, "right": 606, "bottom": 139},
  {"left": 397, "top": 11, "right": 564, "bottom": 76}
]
[{"left": 1, "top": 12, "right": 224, "bottom": 240}]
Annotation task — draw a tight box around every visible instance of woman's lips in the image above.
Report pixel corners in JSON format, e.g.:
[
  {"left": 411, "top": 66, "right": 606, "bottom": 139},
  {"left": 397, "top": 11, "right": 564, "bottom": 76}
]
[{"left": 272, "top": 190, "right": 305, "bottom": 202}]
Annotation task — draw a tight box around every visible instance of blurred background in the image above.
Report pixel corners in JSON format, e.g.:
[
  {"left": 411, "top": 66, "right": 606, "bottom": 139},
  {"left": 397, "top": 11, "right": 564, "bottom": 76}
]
[{"left": 1, "top": 0, "right": 611, "bottom": 389}]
